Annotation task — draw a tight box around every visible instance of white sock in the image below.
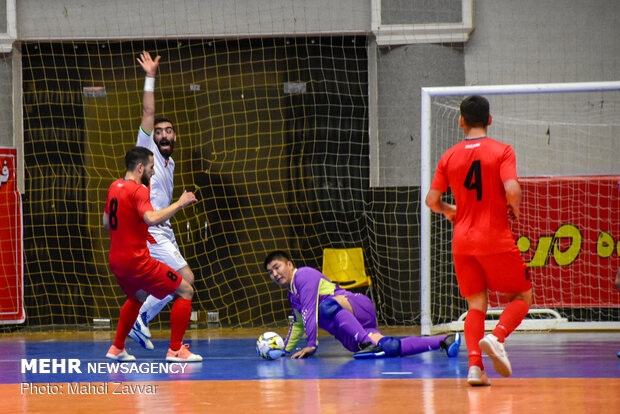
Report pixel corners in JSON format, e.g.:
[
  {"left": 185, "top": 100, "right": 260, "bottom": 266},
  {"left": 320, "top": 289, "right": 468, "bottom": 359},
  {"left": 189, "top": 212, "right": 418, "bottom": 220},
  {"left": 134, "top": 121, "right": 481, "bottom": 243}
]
[{"left": 139, "top": 294, "right": 174, "bottom": 323}]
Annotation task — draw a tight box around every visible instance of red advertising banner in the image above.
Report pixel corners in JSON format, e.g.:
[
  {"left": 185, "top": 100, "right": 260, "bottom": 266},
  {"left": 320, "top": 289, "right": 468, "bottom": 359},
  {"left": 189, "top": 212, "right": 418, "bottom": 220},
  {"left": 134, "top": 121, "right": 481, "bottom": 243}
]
[
  {"left": 0, "top": 147, "right": 24, "bottom": 323},
  {"left": 490, "top": 175, "right": 620, "bottom": 308}
]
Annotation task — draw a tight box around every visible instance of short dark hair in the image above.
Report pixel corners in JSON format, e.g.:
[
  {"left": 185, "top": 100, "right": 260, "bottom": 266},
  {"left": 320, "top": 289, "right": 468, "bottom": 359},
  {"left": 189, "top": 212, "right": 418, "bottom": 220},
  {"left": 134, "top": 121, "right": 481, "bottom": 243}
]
[
  {"left": 460, "top": 95, "right": 490, "bottom": 128},
  {"left": 125, "top": 146, "right": 153, "bottom": 172},
  {"left": 154, "top": 117, "right": 176, "bottom": 132},
  {"left": 264, "top": 250, "right": 292, "bottom": 270}
]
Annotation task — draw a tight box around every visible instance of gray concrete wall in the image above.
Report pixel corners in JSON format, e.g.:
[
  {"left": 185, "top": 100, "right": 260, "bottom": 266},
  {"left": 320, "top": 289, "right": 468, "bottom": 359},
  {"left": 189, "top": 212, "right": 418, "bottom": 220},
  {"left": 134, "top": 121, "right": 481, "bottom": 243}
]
[
  {"left": 466, "top": 0, "right": 620, "bottom": 85},
  {"left": 0, "top": 0, "right": 11, "bottom": 147},
  {"left": 465, "top": 0, "right": 620, "bottom": 177},
  {"left": 378, "top": 0, "right": 620, "bottom": 185},
  {"left": 376, "top": 44, "right": 464, "bottom": 186},
  {"left": 0, "top": 53, "right": 11, "bottom": 147},
  {"left": 16, "top": 0, "right": 370, "bottom": 39}
]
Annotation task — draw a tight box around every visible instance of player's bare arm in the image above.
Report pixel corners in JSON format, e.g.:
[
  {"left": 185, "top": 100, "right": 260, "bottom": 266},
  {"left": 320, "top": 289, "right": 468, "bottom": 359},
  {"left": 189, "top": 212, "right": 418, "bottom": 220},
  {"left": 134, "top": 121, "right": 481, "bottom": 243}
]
[
  {"left": 425, "top": 189, "right": 457, "bottom": 223},
  {"left": 503, "top": 179, "right": 522, "bottom": 220},
  {"left": 137, "top": 51, "right": 161, "bottom": 134},
  {"left": 143, "top": 190, "right": 197, "bottom": 226}
]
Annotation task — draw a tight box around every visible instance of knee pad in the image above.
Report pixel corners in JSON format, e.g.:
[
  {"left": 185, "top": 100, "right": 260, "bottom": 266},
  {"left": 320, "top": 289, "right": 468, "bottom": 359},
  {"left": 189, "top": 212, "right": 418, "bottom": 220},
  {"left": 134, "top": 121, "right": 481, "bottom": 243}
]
[
  {"left": 378, "top": 337, "right": 401, "bottom": 357},
  {"left": 318, "top": 298, "right": 343, "bottom": 322}
]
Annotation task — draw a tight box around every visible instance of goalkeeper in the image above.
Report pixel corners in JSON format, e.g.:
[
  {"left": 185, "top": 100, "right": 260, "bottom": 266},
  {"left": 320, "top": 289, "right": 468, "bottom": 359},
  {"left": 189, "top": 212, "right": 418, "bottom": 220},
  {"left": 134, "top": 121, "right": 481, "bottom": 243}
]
[{"left": 264, "top": 250, "right": 460, "bottom": 359}]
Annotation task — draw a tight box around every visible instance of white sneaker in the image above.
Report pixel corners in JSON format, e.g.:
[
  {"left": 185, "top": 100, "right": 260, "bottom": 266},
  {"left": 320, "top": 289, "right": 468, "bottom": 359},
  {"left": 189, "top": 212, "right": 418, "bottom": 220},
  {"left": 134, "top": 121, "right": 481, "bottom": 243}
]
[
  {"left": 135, "top": 312, "right": 152, "bottom": 338},
  {"left": 479, "top": 334, "right": 512, "bottom": 377},
  {"left": 106, "top": 345, "right": 136, "bottom": 361},
  {"left": 128, "top": 328, "right": 155, "bottom": 350},
  {"left": 467, "top": 366, "right": 491, "bottom": 386}
]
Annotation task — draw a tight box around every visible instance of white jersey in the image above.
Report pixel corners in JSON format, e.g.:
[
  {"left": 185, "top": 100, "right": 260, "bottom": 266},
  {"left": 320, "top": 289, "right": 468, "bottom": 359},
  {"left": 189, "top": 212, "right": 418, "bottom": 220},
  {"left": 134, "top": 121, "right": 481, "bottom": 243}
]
[{"left": 137, "top": 127, "right": 176, "bottom": 244}]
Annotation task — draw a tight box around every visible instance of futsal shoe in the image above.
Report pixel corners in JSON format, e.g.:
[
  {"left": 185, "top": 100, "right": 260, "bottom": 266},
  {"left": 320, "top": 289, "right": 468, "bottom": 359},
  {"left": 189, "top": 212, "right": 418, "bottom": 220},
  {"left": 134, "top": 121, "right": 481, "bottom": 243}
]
[
  {"left": 106, "top": 345, "right": 136, "bottom": 361},
  {"left": 353, "top": 342, "right": 386, "bottom": 359},
  {"left": 166, "top": 343, "right": 203, "bottom": 362},
  {"left": 439, "top": 332, "right": 461, "bottom": 357},
  {"left": 128, "top": 327, "right": 154, "bottom": 350},
  {"left": 134, "top": 312, "right": 152, "bottom": 338},
  {"left": 467, "top": 366, "right": 491, "bottom": 386},
  {"left": 479, "top": 334, "right": 512, "bottom": 377}
]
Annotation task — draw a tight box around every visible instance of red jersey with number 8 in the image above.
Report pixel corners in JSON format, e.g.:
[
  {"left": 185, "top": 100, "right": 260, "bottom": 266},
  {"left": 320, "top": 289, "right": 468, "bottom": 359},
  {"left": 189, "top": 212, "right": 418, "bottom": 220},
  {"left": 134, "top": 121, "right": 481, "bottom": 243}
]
[
  {"left": 105, "top": 178, "right": 154, "bottom": 275},
  {"left": 431, "top": 137, "right": 518, "bottom": 255}
]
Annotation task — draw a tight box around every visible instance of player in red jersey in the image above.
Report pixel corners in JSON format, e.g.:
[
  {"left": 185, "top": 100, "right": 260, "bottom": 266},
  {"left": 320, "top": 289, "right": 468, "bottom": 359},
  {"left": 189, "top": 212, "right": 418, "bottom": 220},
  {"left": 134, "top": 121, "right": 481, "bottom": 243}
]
[
  {"left": 103, "top": 146, "right": 202, "bottom": 362},
  {"left": 425, "top": 95, "right": 533, "bottom": 386}
]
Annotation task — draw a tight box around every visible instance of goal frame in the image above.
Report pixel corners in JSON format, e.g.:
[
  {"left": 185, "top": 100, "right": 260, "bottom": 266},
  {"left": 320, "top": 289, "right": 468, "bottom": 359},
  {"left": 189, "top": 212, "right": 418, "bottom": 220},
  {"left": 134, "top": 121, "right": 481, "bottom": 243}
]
[{"left": 420, "top": 81, "right": 620, "bottom": 335}]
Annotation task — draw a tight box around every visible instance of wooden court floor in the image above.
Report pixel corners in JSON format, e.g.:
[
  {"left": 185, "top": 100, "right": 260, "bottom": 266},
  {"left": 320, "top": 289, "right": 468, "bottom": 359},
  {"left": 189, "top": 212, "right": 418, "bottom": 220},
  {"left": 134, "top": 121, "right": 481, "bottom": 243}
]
[{"left": 1, "top": 329, "right": 618, "bottom": 413}]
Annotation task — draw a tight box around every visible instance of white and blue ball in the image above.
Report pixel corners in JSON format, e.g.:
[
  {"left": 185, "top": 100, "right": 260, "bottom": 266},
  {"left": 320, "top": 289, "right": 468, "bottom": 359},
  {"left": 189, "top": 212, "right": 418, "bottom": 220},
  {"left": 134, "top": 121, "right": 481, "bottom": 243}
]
[{"left": 256, "top": 331, "right": 285, "bottom": 360}]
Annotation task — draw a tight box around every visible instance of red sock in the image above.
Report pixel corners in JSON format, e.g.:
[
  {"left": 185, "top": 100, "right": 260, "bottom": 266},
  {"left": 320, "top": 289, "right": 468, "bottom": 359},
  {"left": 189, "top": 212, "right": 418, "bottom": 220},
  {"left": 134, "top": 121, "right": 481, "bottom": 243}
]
[
  {"left": 169, "top": 298, "right": 192, "bottom": 351},
  {"left": 465, "top": 309, "right": 486, "bottom": 369},
  {"left": 492, "top": 299, "right": 530, "bottom": 342},
  {"left": 113, "top": 298, "right": 143, "bottom": 349}
]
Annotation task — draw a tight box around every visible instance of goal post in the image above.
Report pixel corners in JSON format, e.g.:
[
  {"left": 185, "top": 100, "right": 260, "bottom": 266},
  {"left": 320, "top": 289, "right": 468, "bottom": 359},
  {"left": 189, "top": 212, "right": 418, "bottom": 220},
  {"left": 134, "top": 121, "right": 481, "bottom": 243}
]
[{"left": 420, "top": 81, "right": 620, "bottom": 335}]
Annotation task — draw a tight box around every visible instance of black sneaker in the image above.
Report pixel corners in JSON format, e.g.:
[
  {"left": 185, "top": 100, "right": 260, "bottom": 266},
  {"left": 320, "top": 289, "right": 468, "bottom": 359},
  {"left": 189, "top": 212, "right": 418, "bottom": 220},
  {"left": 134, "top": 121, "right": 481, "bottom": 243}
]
[
  {"left": 353, "top": 342, "right": 386, "bottom": 359},
  {"left": 439, "top": 332, "right": 461, "bottom": 357}
]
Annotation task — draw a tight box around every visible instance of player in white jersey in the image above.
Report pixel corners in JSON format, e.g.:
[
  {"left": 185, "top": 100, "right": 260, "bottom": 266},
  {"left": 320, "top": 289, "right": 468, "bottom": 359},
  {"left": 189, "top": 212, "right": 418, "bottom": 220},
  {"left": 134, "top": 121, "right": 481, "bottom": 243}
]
[{"left": 128, "top": 51, "right": 197, "bottom": 350}]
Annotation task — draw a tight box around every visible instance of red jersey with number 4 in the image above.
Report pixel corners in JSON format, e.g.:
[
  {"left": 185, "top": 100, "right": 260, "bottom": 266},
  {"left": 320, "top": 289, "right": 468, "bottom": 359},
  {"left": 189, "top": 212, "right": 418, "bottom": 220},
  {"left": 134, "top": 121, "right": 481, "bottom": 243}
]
[
  {"left": 105, "top": 178, "right": 154, "bottom": 276},
  {"left": 431, "top": 137, "right": 518, "bottom": 255}
]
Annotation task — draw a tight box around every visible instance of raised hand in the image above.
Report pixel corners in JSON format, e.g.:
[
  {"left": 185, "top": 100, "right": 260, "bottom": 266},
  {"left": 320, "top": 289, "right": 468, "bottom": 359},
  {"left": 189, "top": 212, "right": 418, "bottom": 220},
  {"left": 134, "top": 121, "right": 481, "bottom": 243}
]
[{"left": 137, "top": 51, "right": 161, "bottom": 77}]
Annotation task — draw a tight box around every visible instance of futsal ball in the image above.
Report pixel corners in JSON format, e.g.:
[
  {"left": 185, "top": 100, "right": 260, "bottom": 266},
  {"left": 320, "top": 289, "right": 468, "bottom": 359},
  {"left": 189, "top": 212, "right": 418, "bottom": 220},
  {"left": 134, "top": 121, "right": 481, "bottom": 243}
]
[{"left": 256, "top": 331, "right": 285, "bottom": 360}]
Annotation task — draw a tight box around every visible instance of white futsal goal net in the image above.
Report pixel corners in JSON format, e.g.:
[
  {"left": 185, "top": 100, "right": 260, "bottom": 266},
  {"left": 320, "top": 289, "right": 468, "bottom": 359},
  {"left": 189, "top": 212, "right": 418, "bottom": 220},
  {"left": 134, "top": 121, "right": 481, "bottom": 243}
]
[{"left": 420, "top": 82, "right": 620, "bottom": 335}]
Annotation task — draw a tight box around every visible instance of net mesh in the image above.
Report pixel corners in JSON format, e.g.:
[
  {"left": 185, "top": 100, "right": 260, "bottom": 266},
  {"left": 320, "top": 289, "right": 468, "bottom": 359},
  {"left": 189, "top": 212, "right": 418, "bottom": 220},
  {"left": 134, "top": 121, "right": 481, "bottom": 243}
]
[
  {"left": 428, "top": 92, "right": 620, "bottom": 326},
  {"left": 19, "top": 38, "right": 427, "bottom": 329}
]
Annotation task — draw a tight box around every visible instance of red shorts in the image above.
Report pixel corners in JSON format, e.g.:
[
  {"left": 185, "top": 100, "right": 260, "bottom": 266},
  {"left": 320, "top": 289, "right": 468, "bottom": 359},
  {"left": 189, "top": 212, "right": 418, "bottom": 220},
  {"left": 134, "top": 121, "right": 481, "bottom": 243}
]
[
  {"left": 453, "top": 246, "right": 531, "bottom": 298},
  {"left": 111, "top": 257, "right": 182, "bottom": 300}
]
